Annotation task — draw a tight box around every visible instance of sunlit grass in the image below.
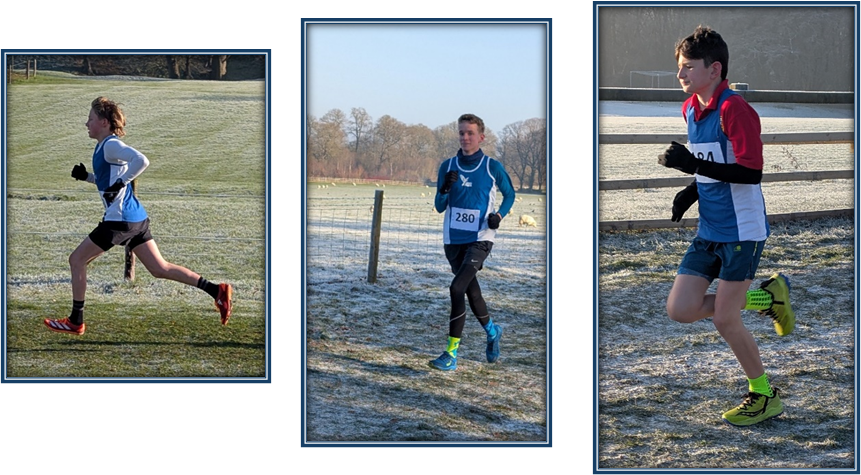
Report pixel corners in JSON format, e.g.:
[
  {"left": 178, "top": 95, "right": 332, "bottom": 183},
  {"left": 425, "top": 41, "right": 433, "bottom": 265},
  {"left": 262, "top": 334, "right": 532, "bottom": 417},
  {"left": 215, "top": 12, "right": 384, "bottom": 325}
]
[{"left": 5, "top": 77, "right": 267, "bottom": 379}]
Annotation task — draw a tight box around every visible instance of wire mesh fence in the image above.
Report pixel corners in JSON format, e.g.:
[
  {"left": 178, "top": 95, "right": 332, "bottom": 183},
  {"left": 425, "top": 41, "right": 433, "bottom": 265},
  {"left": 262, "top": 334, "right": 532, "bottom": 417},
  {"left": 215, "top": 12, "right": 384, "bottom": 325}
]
[{"left": 305, "top": 190, "right": 547, "bottom": 283}]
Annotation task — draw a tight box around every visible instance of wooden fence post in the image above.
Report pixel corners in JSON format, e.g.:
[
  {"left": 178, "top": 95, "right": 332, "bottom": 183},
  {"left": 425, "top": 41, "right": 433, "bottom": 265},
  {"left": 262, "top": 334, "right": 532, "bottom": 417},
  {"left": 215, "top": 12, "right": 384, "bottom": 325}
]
[
  {"left": 123, "top": 180, "right": 138, "bottom": 280},
  {"left": 26, "top": 59, "right": 30, "bottom": 80},
  {"left": 367, "top": 189, "right": 384, "bottom": 283}
]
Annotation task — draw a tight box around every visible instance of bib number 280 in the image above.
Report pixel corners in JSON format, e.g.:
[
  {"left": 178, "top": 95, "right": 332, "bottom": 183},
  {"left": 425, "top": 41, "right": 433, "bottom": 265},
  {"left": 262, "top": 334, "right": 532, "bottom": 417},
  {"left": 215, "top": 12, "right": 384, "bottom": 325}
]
[
  {"left": 455, "top": 212, "right": 475, "bottom": 223},
  {"left": 450, "top": 207, "right": 480, "bottom": 232}
]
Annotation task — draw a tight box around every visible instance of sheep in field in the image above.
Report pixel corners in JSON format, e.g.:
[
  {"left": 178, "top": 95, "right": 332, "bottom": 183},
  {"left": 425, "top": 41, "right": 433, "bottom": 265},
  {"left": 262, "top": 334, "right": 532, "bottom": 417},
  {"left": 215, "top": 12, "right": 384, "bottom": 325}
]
[{"left": 519, "top": 214, "right": 537, "bottom": 227}]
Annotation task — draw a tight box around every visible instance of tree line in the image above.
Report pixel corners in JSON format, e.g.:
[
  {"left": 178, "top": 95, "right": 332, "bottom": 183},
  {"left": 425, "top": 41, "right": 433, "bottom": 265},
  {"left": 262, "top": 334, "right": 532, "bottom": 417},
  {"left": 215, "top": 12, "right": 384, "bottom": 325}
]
[
  {"left": 10, "top": 55, "right": 266, "bottom": 80},
  {"left": 306, "top": 108, "right": 546, "bottom": 191}
]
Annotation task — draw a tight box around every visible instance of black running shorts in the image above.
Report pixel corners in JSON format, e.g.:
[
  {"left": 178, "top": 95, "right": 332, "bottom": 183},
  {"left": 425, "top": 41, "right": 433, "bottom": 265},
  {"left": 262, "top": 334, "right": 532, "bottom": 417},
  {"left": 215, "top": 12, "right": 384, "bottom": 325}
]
[
  {"left": 88, "top": 218, "right": 153, "bottom": 252},
  {"left": 444, "top": 241, "right": 493, "bottom": 274}
]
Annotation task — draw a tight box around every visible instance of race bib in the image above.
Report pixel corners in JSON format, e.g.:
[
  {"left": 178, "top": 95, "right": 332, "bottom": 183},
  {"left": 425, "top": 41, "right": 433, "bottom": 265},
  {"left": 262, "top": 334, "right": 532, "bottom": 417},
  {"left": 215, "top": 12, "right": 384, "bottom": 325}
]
[
  {"left": 450, "top": 207, "right": 480, "bottom": 232},
  {"left": 688, "top": 141, "right": 726, "bottom": 164},
  {"left": 690, "top": 141, "right": 728, "bottom": 184}
]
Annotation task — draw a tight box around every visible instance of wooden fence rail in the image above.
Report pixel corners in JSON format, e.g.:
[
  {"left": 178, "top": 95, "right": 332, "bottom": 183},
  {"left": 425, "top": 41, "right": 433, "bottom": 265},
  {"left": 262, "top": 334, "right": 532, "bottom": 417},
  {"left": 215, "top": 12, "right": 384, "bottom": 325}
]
[
  {"left": 598, "top": 131, "right": 855, "bottom": 231},
  {"left": 600, "top": 170, "right": 854, "bottom": 191},
  {"left": 598, "top": 131, "right": 854, "bottom": 145}
]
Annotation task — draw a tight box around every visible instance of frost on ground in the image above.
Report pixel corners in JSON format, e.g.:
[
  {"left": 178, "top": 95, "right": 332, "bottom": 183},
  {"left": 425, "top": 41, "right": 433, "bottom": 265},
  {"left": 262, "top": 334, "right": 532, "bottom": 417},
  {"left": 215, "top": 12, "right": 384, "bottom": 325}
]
[
  {"left": 304, "top": 185, "right": 548, "bottom": 442},
  {"left": 598, "top": 218, "right": 855, "bottom": 469}
]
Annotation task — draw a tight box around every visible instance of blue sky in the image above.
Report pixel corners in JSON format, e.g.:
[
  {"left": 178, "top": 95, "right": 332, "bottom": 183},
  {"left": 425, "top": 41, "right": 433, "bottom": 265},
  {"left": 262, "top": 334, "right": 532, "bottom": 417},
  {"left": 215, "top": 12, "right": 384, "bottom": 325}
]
[{"left": 305, "top": 21, "right": 548, "bottom": 136}]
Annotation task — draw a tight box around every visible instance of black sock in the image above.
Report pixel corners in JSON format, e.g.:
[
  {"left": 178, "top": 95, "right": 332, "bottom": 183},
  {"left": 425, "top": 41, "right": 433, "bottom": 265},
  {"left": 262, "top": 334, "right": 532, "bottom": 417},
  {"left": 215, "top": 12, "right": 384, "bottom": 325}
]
[
  {"left": 197, "top": 277, "right": 220, "bottom": 300},
  {"left": 69, "top": 300, "right": 85, "bottom": 325}
]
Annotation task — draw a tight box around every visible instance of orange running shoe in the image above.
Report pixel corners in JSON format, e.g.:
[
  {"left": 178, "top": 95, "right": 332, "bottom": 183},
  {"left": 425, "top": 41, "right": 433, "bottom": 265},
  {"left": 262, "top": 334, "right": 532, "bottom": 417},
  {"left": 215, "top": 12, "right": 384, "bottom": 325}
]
[
  {"left": 215, "top": 283, "right": 234, "bottom": 325},
  {"left": 44, "top": 318, "right": 86, "bottom": 335}
]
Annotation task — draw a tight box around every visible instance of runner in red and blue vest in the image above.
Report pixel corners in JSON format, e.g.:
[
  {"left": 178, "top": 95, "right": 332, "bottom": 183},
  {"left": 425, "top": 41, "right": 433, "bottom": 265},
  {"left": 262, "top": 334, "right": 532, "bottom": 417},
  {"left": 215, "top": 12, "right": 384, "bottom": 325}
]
[{"left": 658, "top": 26, "right": 795, "bottom": 426}]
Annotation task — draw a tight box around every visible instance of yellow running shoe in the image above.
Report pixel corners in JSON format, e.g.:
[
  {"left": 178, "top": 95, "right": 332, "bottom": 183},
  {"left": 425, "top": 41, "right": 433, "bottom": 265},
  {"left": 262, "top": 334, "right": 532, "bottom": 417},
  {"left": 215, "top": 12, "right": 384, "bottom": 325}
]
[
  {"left": 722, "top": 389, "right": 784, "bottom": 426},
  {"left": 759, "top": 273, "right": 795, "bottom": 336}
]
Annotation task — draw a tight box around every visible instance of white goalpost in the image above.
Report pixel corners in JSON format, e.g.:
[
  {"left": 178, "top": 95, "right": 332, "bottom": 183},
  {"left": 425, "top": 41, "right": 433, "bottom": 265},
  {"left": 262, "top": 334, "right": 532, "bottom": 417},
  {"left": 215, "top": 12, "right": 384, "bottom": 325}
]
[{"left": 629, "top": 70, "right": 677, "bottom": 88}]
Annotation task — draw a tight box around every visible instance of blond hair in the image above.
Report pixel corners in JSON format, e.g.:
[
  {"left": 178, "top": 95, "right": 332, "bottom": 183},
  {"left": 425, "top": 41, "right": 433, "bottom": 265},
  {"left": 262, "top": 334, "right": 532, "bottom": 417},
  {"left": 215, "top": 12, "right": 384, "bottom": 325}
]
[{"left": 91, "top": 97, "right": 127, "bottom": 137}]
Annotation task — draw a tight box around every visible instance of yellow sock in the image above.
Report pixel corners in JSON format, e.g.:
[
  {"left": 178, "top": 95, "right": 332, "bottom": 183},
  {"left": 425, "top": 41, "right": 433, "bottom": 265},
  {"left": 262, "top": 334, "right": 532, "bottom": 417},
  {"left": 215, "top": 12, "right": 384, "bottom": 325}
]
[
  {"left": 446, "top": 337, "right": 460, "bottom": 358},
  {"left": 744, "top": 289, "right": 773, "bottom": 310},
  {"left": 748, "top": 373, "right": 773, "bottom": 397}
]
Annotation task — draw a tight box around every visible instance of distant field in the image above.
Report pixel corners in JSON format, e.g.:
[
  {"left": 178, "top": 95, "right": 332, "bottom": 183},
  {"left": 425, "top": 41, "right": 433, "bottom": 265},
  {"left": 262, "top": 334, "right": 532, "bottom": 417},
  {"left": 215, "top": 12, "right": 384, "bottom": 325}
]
[{"left": 4, "top": 77, "right": 267, "bottom": 378}]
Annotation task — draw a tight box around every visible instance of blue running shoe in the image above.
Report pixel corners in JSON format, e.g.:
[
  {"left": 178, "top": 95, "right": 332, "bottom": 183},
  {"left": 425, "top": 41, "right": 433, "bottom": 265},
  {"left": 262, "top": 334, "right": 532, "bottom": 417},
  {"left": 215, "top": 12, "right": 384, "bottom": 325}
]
[
  {"left": 429, "top": 352, "right": 457, "bottom": 371},
  {"left": 486, "top": 324, "right": 502, "bottom": 363}
]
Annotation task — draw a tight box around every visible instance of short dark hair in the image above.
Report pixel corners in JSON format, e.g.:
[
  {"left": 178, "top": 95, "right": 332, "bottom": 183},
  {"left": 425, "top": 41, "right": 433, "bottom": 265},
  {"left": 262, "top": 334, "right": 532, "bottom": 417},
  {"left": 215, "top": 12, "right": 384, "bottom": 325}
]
[
  {"left": 675, "top": 26, "right": 729, "bottom": 80},
  {"left": 458, "top": 113, "right": 485, "bottom": 134}
]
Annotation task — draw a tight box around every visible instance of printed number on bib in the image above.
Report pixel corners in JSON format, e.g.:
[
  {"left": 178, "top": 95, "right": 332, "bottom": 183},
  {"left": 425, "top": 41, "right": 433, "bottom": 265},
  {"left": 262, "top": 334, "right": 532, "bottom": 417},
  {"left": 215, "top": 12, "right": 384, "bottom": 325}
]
[
  {"left": 688, "top": 142, "right": 725, "bottom": 164},
  {"left": 450, "top": 207, "right": 480, "bottom": 232}
]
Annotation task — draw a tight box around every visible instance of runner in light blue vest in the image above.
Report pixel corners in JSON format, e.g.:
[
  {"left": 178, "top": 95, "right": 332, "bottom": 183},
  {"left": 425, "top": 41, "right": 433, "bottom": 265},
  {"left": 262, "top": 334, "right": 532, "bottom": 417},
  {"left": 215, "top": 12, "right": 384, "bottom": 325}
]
[
  {"left": 44, "top": 97, "right": 233, "bottom": 336},
  {"left": 429, "top": 114, "right": 516, "bottom": 371}
]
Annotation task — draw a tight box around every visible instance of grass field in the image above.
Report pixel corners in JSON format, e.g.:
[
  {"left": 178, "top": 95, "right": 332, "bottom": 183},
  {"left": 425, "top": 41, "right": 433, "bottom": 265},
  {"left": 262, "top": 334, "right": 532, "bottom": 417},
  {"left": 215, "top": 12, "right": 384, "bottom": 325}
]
[
  {"left": 4, "top": 73, "right": 267, "bottom": 379},
  {"left": 598, "top": 219, "right": 855, "bottom": 469},
  {"left": 304, "top": 182, "right": 549, "bottom": 442}
]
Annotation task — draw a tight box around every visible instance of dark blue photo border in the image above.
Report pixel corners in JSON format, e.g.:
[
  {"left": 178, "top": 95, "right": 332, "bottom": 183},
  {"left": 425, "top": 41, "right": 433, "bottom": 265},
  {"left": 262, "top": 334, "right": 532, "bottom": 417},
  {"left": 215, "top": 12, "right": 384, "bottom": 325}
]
[
  {"left": 592, "top": 1, "right": 861, "bottom": 473},
  {"left": 300, "top": 18, "right": 552, "bottom": 447},
  {"left": 0, "top": 49, "right": 271, "bottom": 383}
]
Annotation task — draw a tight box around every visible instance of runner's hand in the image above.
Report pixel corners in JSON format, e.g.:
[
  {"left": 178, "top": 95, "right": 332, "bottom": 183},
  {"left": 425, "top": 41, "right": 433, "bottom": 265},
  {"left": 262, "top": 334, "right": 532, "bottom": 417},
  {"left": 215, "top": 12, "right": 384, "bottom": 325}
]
[
  {"left": 671, "top": 181, "right": 699, "bottom": 222},
  {"left": 487, "top": 213, "right": 501, "bottom": 229},
  {"left": 71, "top": 163, "right": 89, "bottom": 181},
  {"left": 440, "top": 170, "right": 459, "bottom": 194},
  {"left": 659, "top": 141, "right": 698, "bottom": 174}
]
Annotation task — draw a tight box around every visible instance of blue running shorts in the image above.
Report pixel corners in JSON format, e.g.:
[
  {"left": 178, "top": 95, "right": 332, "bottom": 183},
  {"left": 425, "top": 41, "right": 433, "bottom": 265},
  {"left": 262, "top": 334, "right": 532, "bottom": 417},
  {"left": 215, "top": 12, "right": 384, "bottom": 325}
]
[{"left": 678, "top": 237, "right": 765, "bottom": 282}]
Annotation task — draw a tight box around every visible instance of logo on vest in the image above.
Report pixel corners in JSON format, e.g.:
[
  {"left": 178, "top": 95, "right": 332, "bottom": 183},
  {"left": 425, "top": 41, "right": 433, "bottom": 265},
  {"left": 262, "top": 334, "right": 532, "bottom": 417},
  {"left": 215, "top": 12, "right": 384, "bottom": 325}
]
[{"left": 460, "top": 175, "right": 472, "bottom": 187}]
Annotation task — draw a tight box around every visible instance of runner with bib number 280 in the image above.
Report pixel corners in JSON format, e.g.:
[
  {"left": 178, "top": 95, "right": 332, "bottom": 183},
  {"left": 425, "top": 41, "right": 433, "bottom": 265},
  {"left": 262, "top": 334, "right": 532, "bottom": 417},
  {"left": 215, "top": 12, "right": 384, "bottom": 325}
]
[{"left": 429, "top": 113, "right": 516, "bottom": 371}]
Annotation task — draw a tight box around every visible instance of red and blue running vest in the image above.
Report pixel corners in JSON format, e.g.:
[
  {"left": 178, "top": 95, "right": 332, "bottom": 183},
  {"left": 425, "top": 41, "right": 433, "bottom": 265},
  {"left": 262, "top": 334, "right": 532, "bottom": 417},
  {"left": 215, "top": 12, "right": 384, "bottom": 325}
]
[{"left": 687, "top": 88, "right": 769, "bottom": 242}]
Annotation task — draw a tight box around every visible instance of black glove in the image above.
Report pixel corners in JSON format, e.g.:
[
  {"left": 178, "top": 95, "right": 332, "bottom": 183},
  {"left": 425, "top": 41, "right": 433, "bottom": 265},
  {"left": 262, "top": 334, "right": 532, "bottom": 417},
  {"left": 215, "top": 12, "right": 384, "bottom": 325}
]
[
  {"left": 658, "top": 141, "right": 698, "bottom": 174},
  {"left": 439, "top": 170, "right": 459, "bottom": 194},
  {"left": 671, "top": 181, "right": 699, "bottom": 222},
  {"left": 103, "top": 179, "right": 125, "bottom": 205},
  {"left": 487, "top": 213, "right": 501, "bottom": 229},
  {"left": 71, "top": 162, "right": 89, "bottom": 181}
]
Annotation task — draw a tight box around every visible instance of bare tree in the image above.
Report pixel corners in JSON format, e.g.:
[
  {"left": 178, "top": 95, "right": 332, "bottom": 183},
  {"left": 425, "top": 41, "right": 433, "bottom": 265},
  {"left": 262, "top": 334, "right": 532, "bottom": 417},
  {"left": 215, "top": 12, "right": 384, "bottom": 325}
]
[
  {"left": 371, "top": 115, "right": 406, "bottom": 177},
  {"left": 166, "top": 56, "right": 181, "bottom": 79},
  {"left": 321, "top": 109, "right": 348, "bottom": 175},
  {"left": 433, "top": 121, "right": 460, "bottom": 159},
  {"left": 481, "top": 127, "right": 499, "bottom": 159},
  {"left": 306, "top": 113, "right": 314, "bottom": 151},
  {"left": 536, "top": 132, "right": 548, "bottom": 191},
  {"left": 208, "top": 55, "right": 229, "bottom": 80},
  {"left": 348, "top": 107, "right": 372, "bottom": 155},
  {"left": 400, "top": 124, "right": 436, "bottom": 181},
  {"left": 322, "top": 108, "right": 347, "bottom": 130},
  {"left": 500, "top": 121, "right": 529, "bottom": 190},
  {"left": 82, "top": 56, "right": 94, "bottom": 76},
  {"left": 522, "top": 118, "right": 546, "bottom": 190}
]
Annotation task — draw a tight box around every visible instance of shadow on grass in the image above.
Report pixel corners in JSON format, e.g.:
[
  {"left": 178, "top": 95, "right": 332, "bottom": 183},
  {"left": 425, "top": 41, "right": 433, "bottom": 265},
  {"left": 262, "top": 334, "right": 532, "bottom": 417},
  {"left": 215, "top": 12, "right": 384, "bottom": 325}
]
[
  {"left": 14, "top": 340, "right": 267, "bottom": 350},
  {"left": 310, "top": 353, "right": 426, "bottom": 377},
  {"left": 306, "top": 352, "right": 546, "bottom": 442}
]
